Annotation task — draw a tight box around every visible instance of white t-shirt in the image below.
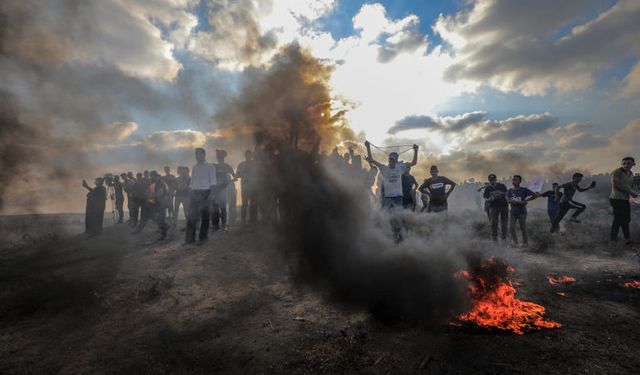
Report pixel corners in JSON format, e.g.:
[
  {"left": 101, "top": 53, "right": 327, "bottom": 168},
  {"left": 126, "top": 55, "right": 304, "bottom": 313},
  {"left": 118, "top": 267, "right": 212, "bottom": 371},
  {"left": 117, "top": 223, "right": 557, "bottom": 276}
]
[{"left": 379, "top": 162, "right": 407, "bottom": 198}]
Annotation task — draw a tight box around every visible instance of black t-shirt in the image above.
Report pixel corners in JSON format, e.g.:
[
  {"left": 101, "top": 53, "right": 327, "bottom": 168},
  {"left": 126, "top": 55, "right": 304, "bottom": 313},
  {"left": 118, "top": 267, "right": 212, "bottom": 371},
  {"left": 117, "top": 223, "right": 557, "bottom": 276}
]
[
  {"left": 402, "top": 175, "right": 417, "bottom": 197},
  {"left": 483, "top": 183, "right": 508, "bottom": 208},
  {"left": 420, "top": 176, "right": 454, "bottom": 205}
]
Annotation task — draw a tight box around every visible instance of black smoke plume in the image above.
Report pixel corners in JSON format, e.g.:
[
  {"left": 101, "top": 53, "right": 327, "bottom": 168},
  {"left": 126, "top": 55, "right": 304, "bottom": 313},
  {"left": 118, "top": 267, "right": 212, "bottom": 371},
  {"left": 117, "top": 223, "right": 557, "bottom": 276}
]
[{"left": 217, "top": 44, "right": 469, "bottom": 322}]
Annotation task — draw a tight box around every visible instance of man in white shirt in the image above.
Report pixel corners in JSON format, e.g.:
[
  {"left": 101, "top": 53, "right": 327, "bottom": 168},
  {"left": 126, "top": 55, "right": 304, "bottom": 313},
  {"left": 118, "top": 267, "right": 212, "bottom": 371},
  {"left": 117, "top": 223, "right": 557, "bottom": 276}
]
[
  {"left": 365, "top": 141, "right": 419, "bottom": 242},
  {"left": 186, "top": 148, "right": 217, "bottom": 244}
]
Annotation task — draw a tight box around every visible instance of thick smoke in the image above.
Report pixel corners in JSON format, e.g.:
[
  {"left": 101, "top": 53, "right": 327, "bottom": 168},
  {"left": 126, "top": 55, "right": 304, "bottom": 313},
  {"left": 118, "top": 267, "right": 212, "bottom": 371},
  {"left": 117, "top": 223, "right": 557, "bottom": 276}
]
[{"left": 217, "top": 44, "right": 470, "bottom": 321}]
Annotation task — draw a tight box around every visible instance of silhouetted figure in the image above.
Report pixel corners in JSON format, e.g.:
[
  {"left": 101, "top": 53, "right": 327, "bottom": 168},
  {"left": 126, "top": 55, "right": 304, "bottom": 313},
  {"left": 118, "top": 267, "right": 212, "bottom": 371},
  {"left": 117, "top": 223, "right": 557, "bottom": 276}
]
[
  {"left": 130, "top": 173, "right": 145, "bottom": 227},
  {"left": 124, "top": 172, "right": 135, "bottom": 225},
  {"left": 114, "top": 175, "right": 125, "bottom": 224},
  {"left": 133, "top": 171, "right": 169, "bottom": 240},
  {"left": 174, "top": 166, "right": 191, "bottom": 225},
  {"left": 186, "top": 148, "right": 217, "bottom": 244},
  {"left": 401, "top": 167, "right": 418, "bottom": 211},
  {"left": 212, "top": 149, "right": 236, "bottom": 231},
  {"left": 610, "top": 157, "right": 638, "bottom": 245},
  {"left": 83, "top": 177, "right": 106, "bottom": 236},
  {"left": 237, "top": 150, "right": 257, "bottom": 224},
  {"left": 163, "top": 166, "right": 177, "bottom": 221}
]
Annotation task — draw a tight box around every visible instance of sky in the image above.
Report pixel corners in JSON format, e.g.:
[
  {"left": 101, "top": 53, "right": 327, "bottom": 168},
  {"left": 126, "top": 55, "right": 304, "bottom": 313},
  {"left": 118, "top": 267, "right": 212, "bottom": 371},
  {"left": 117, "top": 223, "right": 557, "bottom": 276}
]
[{"left": 1, "top": 0, "right": 640, "bottom": 212}]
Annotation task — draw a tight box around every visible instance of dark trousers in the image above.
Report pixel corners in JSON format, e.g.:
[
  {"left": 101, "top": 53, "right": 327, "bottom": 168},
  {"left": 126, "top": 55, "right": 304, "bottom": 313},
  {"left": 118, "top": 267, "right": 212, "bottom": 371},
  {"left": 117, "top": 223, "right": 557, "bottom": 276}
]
[
  {"left": 186, "top": 190, "right": 210, "bottom": 243},
  {"left": 116, "top": 198, "right": 124, "bottom": 223},
  {"left": 130, "top": 199, "right": 143, "bottom": 226},
  {"left": 510, "top": 213, "right": 527, "bottom": 245},
  {"left": 240, "top": 185, "right": 257, "bottom": 224},
  {"left": 490, "top": 206, "right": 508, "bottom": 241},
  {"left": 136, "top": 203, "right": 168, "bottom": 238},
  {"left": 551, "top": 200, "right": 586, "bottom": 232},
  {"left": 610, "top": 198, "right": 631, "bottom": 241}
]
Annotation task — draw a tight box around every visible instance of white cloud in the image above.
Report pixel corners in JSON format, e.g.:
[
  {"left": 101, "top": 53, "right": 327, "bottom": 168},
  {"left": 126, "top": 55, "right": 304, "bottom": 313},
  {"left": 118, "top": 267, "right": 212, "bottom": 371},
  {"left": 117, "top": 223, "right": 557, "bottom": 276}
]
[{"left": 621, "top": 61, "right": 640, "bottom": 98}]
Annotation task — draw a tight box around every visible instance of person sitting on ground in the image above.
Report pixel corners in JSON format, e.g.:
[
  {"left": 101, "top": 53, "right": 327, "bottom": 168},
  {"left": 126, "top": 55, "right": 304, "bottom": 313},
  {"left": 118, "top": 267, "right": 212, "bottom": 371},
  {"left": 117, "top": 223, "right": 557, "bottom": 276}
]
[
  {"left": 540, "top": 183, "right": 563, "bottom": 230},
  {"left": 401, "top": 167, "right": 418, "bottom": 211},
  {"left": 551, "top": 173, "right": 596, "bottom": 233},
  {"left": 364, "top": 141, "right": 419, "bottom": 242},
  {"left": 506, "top": 175, "right": 538, "bottom": 247},
  {"left": 610, "top": 156, "right": 639, "bottom": 246},
  {"left": 419, "top": 165, "right": 456, "bottom": 214},
  {"left": 484, "top": 174, "right": 508, "bottom": 242}
]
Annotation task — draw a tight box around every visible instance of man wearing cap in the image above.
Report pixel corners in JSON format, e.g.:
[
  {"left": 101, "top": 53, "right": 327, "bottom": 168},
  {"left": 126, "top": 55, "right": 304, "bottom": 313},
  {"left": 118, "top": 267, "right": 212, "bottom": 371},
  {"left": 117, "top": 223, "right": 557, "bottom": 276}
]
[
  {"left": 419, "top": 165, "right": 456, "bottom": 213},
  {"left": 365, "top": 141, "right": 419, "bottom": 242},
  {"left": 483, "top": 174, "right": 508, "bottom": 242}
]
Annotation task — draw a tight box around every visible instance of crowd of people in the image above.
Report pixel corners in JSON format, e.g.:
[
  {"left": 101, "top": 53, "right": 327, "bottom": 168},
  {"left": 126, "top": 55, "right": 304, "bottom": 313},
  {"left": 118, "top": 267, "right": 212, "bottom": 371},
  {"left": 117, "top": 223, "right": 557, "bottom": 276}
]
[{"left": 83, "top": 142, "right": 640, "bottom": 248}]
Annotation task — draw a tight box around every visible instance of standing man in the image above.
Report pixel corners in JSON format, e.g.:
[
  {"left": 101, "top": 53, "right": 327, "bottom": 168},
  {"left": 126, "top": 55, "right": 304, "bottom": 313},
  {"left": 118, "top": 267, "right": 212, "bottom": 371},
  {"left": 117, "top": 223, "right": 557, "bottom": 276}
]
[
  {"left": 124, "top": 172, "right": 135, "bottom": 225},
  {"left": 401, "top": 167, "right": 418, "bottom": 211},
  {"left": 484, "top": 174, "right": 508, "bottom": 242},
  {"left": 477, "top": 183, "right": 490, "bottom": 220},
  {"left": 540, "top": 183, "right": 563, "bottom": 230},
  {"left": 506, "top": 175, "right": 537, "bottom": 247},
  {"left": 130, "top": 173, "right": 145, "bottom": 227},
  {"left": 365, "top": 141, "right": 419, "bottom": 242},
  {"left": 186, "top": 148, "right": 217, "bottom": 244},
  {"left": 82, "top": 177, "right": 107, "bottom": 236},
  {"left": 419, "top": 165, "right": 457, "bottom": 213},
  {"left": 610, "top": 157, "right": 638, "bottom": 246},
  {"left": 133, "top": 171, "right": 169, "bottom": 240},
  {"left": 237, "top": 150, "right": 257, "bottom": 225},
  {"left": 551, "top": 173, "right": 596, "bottom": 233}
]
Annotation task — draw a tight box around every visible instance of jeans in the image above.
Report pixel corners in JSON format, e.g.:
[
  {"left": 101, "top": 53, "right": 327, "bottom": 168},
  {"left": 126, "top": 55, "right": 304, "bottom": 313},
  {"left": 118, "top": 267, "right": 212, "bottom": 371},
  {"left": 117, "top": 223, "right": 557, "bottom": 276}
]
[
  {"left": 186, "top": 190, "right": 211, "bottom": 243},
  {"left": 490, "top": 206, "right": 509, "bottom": 241},
  {"left": 383, "top": 196, "right": 403, "bottom": 243},
  {"left": 510, "top": 213, "right": 527, "bottom": 245},
  {"left": 610, "top": 198, "right": 631, "bottom": 241},
  {"left": 240, "top": 183, "right": 257, "bottom": 224}
]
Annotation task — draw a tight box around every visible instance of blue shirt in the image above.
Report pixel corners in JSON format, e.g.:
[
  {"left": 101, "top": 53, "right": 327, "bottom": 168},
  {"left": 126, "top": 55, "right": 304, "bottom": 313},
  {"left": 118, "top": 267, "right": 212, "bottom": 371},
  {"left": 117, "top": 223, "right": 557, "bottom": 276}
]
[
  {"left": 541, "top": 190, "right": 562, "bottom": 214},
  {"left": 507, "top": 187, "right": 534, "bottom": 216}
]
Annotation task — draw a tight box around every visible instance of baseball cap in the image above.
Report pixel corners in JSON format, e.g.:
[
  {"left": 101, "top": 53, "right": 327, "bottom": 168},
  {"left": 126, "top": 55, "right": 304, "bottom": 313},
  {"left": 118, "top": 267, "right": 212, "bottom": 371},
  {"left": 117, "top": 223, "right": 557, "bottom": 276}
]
[{"left": 388, "top": 152, "right": 399, "bottom": 161}]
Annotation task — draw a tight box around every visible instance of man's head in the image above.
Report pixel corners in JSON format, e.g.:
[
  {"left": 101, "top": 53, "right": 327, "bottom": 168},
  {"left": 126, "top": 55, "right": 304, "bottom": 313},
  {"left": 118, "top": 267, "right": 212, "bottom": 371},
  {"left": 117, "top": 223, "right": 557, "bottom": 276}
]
[
  {"left": 430, "top": 165, "right": 439, "bottom": 177},
  {"left": 404, "top": 166, "right": 411, "bottom": 175},
  {"left": 488, "top": 173, "right": 497, "bottom": 185},
  {"left": 144, "top": 170, "right": 149, "bottom": 178},
  {"left": 512, "top": 175, "right": 522, "bottom": 187},
  {"left": 114, "top": 175, "right": 120, "bottom": 182},
  {"left": 127, "top": 171, "right": 134, "bottom": 179},
  {"left": 622, "top": 156, "right": 636, "bottom": 171},
  {"left": 95, "top": 177, "right": 104, "bottom": 186},
  {"left": 136, "top": 173, "right": 142, "bottom": 180},
  {"left": 216, "top": 149, "right": 227, "bottom": 163},
  {"left": 195, "top": 148, "right": 206, "bottom": 163},
  {"left": 164, "top": 166, "right": 171, "bottom": 175},
  {"left": 245, "top": 150, "right": 252, "bottom": 160},
  {"left": 120, "top": 173, "right": 127, "bottom": 180},
  {"left": 150, "top": 170, "right": 159, "bottom": 179},
  {"left": 572, "top": 172, "right": 584, "bottom": 182},
  {"left": 388, "top": 152, "right": 399, "bottom": 167}
]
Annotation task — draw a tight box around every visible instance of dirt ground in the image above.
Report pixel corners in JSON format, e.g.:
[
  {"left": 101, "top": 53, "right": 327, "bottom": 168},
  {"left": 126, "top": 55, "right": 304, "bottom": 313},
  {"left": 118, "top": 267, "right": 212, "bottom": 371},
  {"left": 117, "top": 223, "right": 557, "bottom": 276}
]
[{"left": 1, "top": 214, "right": 639, "bottom": 375}]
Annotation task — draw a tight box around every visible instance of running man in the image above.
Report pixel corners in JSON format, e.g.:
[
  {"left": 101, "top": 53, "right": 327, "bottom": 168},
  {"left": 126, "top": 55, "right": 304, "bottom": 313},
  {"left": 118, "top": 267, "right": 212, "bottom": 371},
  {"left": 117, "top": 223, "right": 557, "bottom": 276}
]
[
  {"left": 365, "top": 141, "right": 419, "bottom": 242},
  {"left": 506, "top": 175, "right": 537, "bottom": 247},
  {"left": 610, "top": 157, "right": 638, "bottom": 245},
  {"left": 419, "top": 165, "right": 456, "bottom": 213},
  {"left": 551, "top": 173, "right": 596, "bottom": 233},
  {"left": 483, "top": 174, "right": 508, "bottom": 241}
]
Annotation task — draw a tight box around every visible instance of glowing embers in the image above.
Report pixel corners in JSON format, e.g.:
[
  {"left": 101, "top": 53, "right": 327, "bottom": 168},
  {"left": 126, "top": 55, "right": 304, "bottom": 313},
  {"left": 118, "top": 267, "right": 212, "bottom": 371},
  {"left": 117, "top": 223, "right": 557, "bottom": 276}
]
[
  {"left": 547, "top": 275, "right": 576, "bottom": 285},
  {"left": 456, "top": 257, "right": 561, "bottom": 335},
  {"left": 622, "top": 280, "right": 640, "bottom": 289}
]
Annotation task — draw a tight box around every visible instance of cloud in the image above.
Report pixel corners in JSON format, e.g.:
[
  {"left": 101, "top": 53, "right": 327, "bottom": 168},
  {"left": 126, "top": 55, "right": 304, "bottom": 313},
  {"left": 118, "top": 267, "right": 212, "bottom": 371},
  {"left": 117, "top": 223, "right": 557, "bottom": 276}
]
[
  {"left": 390, "top": 111, "right": 557, "bottom": 143},
  {"left": 621, "top": 61, "right": 640, "bottom": 98},
  {"left": 141, "top": 129, "right": 208, "bottom": 150},
  {"left": 435, "top": 0, "right": 640, "bottom": 95}
]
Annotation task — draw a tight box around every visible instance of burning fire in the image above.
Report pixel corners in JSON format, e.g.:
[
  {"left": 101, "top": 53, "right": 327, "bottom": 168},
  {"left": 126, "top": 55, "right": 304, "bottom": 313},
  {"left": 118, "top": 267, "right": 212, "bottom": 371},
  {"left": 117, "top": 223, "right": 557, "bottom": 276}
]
[
  {"left": 547, "top": 276, "right": 576, "bottom": 285},
  {"left": 622, "top": 281, "right": 640, "bottom": 289},
  {"left": 457, "top": 258, "right": 561, "bottom": 335}
]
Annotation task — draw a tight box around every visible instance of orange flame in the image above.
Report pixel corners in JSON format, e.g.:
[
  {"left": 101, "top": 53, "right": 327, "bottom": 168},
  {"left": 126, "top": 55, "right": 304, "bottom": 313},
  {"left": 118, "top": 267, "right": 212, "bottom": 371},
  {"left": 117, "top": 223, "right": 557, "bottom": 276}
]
[
  {"left": 622, "top": 280, "right": 640, "bottom": 289},
  {"left": 457, "top": 258, "right": 561, "bottom": 335},
  {"left": 547, "top": 276, "right": 576, "bottom": 285}
]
